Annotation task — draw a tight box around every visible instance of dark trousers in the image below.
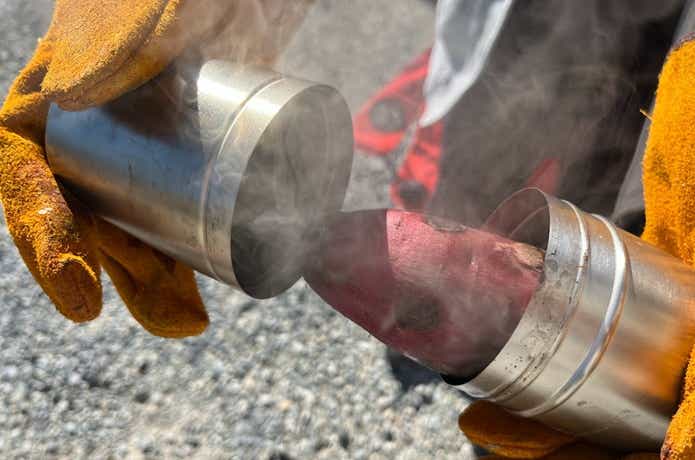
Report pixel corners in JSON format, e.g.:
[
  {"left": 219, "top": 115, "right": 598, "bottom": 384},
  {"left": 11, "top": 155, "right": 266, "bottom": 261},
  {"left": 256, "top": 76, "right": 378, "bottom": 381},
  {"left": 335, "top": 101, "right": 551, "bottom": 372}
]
[{"left": 428, "top": 0, "right": 683, "bottom": 229}]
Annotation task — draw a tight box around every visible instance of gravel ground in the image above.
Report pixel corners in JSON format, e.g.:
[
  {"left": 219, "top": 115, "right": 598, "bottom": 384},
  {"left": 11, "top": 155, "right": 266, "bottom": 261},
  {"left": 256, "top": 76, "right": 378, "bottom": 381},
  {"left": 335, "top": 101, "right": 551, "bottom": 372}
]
[{"left": 0, "top": 1, "right": 478, "bottom": 459}]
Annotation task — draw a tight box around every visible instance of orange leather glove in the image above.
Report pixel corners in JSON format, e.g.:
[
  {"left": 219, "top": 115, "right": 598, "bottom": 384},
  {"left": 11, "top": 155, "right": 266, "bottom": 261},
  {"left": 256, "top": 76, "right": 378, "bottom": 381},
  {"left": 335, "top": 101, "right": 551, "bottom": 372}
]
[
  {"left": 457, "top": 36, "right": 695, "bottom": 460},
  {"left": 0, "top": 0, "right": 312, "bottom": 337}
]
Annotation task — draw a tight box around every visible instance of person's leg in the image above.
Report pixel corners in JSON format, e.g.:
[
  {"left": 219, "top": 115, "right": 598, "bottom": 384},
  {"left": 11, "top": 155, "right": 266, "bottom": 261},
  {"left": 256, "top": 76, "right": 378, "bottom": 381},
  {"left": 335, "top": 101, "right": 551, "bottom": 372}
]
[{"left": 429, "top": 0, "right": 683, "bottom": 225}]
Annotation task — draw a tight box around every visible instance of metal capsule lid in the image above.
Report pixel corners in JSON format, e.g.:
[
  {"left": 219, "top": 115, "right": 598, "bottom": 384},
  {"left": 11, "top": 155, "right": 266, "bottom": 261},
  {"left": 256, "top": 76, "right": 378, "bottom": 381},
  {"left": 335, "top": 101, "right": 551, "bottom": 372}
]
[
  {"left": 196, "top": 62, "right": 354, "bottom": 298},
  {"left": 45, "top": 61, "right": 354, "bottom": 300}
]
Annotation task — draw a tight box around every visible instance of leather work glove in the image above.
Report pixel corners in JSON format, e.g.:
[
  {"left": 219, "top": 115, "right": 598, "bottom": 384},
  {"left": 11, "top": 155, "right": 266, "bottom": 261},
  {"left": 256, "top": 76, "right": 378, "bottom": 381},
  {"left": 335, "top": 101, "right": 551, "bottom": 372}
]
[
  {"left": 458, "top": 36, "right": 695, "bottom": 460},
  {"left": 0, "top": 0, "right": 312, "bottom": 337}
]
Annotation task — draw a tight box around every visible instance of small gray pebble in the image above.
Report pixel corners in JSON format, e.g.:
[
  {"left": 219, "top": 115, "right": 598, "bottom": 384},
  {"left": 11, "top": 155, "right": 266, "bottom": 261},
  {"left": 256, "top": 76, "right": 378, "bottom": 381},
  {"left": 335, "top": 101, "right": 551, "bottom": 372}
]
[
  {"left": 133, "top": 391, "right": 150, "bottom": 404},
  {"left": 1, "top": 366, "right": 18, "bottom": 382},
  {"left": 0, "top": 3, "right": 472, "bottom": 459}
]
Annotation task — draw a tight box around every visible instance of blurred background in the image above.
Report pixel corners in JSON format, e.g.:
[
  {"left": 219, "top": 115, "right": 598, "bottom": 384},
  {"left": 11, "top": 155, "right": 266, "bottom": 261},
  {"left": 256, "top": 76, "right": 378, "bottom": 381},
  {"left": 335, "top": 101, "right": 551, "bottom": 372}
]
[{"left": 0, "top": 1, "right": 478, "bottom": 458}]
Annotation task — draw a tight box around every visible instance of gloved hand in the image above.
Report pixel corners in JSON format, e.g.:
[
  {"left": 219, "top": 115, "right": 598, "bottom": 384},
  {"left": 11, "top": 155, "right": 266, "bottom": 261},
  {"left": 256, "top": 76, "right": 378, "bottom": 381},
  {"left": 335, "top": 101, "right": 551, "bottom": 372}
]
[
  {"left": 458, "top": 36, "right": 695, "bottom": 460},
  {"left": 0, "top": 0, "right": 312, "bottom": 337}
]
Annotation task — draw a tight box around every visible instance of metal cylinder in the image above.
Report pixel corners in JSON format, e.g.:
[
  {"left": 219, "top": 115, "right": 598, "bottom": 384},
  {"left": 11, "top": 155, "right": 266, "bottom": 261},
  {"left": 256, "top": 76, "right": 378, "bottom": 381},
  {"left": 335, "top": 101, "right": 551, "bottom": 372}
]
[
  {"left": 45, "top": 60, "right": 354, "bottom": 299},
  {"left": 446, "top": 188, "right": 695, "bottom": 451}
]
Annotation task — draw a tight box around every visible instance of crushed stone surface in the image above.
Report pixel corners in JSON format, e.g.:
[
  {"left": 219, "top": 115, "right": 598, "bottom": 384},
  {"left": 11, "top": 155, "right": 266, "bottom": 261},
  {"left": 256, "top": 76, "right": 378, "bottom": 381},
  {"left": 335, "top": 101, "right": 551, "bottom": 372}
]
[{"left": 0, "top": 1, "right": 477, "bottom": 458}]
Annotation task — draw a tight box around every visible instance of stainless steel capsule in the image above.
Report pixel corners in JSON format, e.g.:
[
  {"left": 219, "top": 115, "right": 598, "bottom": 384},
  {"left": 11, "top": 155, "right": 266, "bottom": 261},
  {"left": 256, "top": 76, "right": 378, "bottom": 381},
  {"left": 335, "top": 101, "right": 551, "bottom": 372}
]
[
  {"left": 447, "top": 188, "right": 695, "bottom": 451},
  {"left": 45, "top": 60, "right": 354, "bottom": 299}
]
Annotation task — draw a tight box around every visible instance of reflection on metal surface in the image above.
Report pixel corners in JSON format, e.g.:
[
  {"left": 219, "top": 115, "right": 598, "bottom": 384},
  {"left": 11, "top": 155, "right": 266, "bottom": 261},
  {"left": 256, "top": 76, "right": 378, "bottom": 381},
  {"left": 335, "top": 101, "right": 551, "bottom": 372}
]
[
  {"left": 449, "top": 188, "right": 695, "bottom": 451},
  {"left": 46, "top": 60, "right": 354, "bottom": 299}
]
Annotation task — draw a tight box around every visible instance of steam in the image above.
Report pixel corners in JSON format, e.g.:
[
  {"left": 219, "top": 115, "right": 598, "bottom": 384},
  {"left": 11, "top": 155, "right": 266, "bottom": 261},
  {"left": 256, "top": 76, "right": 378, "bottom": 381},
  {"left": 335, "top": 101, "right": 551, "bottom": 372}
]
[
  {"left": 195, "top": 0, "right": 315, "bottom": 67},
  {"left": 188, "top": 0, "right": 685, "bottom": 305},
  {"left": 43, "top": 0, "right": 685, "bottom": 319},
  {"left": 427, "top": 0, "right": 684, "bottom": 225}
]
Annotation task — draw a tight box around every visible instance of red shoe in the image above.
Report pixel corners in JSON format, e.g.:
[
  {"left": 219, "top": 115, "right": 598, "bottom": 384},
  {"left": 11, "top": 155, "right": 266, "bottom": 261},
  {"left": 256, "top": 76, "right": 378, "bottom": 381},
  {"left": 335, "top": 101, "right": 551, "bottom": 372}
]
[
  {"left": 354, "top": 47, "right": 559, "bottom": 212},
  {"left": 354, "top": 49, "right": 432, "bottom": 156},
  {"left": 524, "top": 157, "right": 561, "bottom": 195},
  {"left": 354, "top": 48, "right": 444, "bottom": 211},
  {"left": 391, "top": 121, "right": 443, "bottom": 211}
]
